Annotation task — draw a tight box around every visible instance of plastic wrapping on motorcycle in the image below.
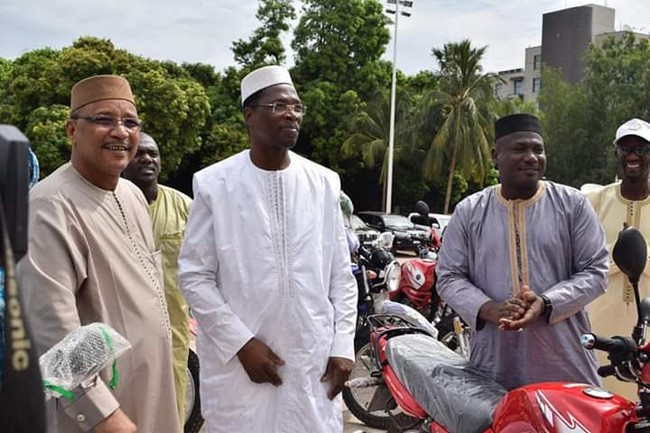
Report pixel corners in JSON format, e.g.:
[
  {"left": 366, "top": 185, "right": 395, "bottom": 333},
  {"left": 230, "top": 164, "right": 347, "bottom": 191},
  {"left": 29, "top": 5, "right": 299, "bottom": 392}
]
[
  {"left": 378, "top": 300, "right": 438, "bottom": 338},
  {"left": 386, "top": 334, "right": 506, "bottom": 433}
]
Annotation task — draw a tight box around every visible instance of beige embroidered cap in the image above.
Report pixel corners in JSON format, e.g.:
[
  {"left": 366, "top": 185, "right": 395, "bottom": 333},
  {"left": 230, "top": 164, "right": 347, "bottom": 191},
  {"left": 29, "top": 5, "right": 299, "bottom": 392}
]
[{"left": 70, "top": 75, "right": 135, "bottom": 112}]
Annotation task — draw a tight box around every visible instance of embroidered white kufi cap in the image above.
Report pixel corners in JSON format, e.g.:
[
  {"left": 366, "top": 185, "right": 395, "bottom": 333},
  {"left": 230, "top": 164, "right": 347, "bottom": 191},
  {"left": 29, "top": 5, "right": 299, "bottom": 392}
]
[{"left": 240, "top": 65, "right": 294, "bottom": 106}]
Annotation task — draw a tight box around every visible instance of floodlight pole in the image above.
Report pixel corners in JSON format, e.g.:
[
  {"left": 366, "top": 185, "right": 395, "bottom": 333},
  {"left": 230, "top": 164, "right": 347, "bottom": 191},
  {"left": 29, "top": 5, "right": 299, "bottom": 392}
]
[{"left": 385, "top": 0, "right": 412, "bottom": 213}]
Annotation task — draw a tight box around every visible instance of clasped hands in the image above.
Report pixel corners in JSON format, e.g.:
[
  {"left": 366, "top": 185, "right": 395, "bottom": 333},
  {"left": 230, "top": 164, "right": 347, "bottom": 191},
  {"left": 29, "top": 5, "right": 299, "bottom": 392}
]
[
  {"left": 237, "top": 337, "right": 352, "bottom": 399},
  {"left": 479, "top": 286, "right": 545, "bottom": 332}
]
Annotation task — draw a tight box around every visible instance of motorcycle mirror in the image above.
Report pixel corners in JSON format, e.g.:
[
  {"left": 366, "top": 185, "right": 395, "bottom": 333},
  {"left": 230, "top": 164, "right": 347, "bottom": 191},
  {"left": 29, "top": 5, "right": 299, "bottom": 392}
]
[
  {"left": 612, "top": 227, "right": 647, "bottom": 285},
  {"left": 415, "top": 200, "right": 430, "bottom": 217},
  {"left": 612, "top": 227, "right": 647, "bottom": 342}
]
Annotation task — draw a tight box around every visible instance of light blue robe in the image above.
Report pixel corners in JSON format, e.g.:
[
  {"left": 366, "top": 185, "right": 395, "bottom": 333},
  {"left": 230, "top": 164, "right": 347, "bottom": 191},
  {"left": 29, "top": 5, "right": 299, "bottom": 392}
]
[{"left": 437, "top": 181, "right": 608, "bottom": 390}]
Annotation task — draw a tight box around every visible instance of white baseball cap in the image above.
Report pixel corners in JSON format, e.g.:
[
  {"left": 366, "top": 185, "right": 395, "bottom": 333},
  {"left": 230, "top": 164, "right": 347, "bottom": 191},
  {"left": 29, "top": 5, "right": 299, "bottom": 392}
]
[
  {"left": 240, "top": 65, "right": 294, "bottom": 106},
  {"left": 614, "top": 118, "right": 650, "bottom": 145}
]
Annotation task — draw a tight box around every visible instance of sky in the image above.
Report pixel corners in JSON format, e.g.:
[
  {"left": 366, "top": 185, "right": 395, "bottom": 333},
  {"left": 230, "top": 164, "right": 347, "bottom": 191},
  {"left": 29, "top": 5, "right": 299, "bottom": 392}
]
[{"left": 1, "top": 0, "right": 649, "bottom": 76}]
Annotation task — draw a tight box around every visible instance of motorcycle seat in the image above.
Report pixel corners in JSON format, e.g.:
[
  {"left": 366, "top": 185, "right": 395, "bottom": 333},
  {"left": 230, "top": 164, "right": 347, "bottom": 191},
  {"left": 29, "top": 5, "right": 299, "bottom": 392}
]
[{"left": 386, "top": 334, "right": 506, "bottom": 433}]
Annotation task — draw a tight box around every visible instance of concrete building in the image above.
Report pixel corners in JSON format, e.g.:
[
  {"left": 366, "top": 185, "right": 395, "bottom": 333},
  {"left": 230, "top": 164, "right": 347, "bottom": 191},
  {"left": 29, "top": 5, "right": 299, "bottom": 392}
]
[
  {"left": 495, "top": 46, "right": 541, "bottom": 102},
  {"left": 541, "top": 4, "right": 614, "bottom": 84},
  {"left": 495, "top": 4, "right": 646, "bottom": 103}
]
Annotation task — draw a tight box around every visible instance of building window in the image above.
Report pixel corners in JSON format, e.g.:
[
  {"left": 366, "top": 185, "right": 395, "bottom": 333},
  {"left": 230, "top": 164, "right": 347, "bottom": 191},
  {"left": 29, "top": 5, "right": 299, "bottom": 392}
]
[
  {"left": 533, "top": 54, "right": 541, "bottom": 70},
  {"left": 533, "top": 78, "right": 541, "bottom": 93},
  {"left": 514, "top": 80, "right": 523, "bottom": 95}
]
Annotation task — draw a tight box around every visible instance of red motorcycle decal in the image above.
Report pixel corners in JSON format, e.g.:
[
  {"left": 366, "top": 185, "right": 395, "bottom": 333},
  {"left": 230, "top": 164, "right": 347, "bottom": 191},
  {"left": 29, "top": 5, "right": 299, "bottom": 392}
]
[{"left": 535, "top": 390, "right": 591, "bottom": 433}]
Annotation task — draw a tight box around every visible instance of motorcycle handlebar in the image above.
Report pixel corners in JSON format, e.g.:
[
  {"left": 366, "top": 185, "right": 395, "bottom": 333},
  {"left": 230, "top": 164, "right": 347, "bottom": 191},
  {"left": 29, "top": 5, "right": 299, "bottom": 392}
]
[
  {"left": 597, "top": 365, "right": 617, "bottom": 378},
  {"left": 580, "top": 333, "right": 637, "bottom": 355}
]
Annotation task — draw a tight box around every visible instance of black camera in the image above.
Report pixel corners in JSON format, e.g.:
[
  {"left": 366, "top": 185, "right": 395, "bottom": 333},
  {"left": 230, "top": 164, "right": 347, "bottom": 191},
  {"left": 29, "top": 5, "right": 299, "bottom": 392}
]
[{"left": 0, "top": 125, "right": 29, "bottom": 262}]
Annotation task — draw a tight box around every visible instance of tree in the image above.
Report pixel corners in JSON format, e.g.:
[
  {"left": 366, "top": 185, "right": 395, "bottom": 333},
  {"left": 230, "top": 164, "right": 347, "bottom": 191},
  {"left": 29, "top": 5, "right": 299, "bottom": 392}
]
[
  {"left": 537, "top": 32, "right": 650, "bottom": 187},
  {"left": 537, "top": 68, "right": 592, "bottom": 186},
  {"left": 423, "top": 40, "right": 498, "bottom": 213},
  {"left": 0, "top": 37, "right": 211, "bottom": 182},
  {"left": 289, "top": 0, "right": 392, "bottom": 184},
  {"left": 291, "top": 0, "right": 390, "bottom": 100},
  {"left": 231, "top": 0, "right": 296, "bottom": 69},
  {"left": 341, "top": 87, "right": 415, "bottom": 210},
  {"left": 581, "top": 32, "right": 650, "bottom": 184}
]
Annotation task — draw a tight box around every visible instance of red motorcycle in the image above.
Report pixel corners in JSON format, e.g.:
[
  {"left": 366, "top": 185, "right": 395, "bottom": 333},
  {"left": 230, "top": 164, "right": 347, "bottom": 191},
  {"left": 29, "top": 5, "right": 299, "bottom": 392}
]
[
  {"left": 391, "top": 201, "right": 440, "bottom": 321},
  {"left": 348, "top": 227, "right": 650, "bottom": 433},
  {"left": 391, "top": 256, "right": 437, "bottom": 321}
]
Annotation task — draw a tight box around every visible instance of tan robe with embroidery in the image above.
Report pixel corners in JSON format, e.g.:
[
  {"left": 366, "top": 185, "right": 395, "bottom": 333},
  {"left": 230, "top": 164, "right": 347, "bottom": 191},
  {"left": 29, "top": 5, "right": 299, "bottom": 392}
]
[
  {"left": 17, "top": 163, "right": 179, "bottom": 433},
  {"left": 586, "top": 182, "right": 650, "bottom": 401}
]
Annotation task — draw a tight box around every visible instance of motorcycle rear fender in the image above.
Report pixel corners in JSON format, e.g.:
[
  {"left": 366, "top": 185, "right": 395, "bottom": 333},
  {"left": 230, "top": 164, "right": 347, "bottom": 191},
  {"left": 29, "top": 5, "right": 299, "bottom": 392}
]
[{"left": 383, "top": 364, "right": 428, "bottom": 419}]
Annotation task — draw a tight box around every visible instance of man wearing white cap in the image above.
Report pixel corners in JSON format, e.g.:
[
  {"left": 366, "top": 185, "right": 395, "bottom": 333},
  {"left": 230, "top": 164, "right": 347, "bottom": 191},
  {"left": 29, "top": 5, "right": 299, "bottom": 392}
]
[
  {"left": 17, "top": 75, "right": 179, "bottom": 433},
  {"left": 586, "top": 118, "right": 650, "bottom": 399},
  {"left": 179, "top": 65, "right": 357, "bottom": 432}
]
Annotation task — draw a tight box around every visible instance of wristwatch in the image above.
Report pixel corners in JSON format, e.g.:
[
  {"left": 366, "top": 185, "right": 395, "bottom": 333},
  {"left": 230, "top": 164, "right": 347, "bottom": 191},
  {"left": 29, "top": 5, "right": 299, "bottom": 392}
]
[{"left": 540, "top": 294, "right": 552, "bottom": 318}]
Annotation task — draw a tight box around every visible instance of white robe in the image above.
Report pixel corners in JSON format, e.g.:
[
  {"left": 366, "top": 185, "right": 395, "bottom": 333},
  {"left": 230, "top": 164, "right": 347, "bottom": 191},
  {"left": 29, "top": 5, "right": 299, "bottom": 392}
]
[{"left": 178, "top": 150, "right": 357, "bottom": 433}]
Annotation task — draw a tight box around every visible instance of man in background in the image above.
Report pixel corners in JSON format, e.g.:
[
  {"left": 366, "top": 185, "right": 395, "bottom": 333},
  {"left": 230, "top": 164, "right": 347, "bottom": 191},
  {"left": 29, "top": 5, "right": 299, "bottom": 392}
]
[
  {"left": 586, "top": 118, "right": 650, "bottom": 399},
  {"left": 122, "top": 131, "right": 192, "bottom": 423}
]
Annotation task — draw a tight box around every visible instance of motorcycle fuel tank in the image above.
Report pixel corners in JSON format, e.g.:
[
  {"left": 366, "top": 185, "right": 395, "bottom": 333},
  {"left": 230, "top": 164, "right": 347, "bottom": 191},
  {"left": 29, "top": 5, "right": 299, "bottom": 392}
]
[{"left": 492, "top": 382, "right": 637, "bottom": 432}]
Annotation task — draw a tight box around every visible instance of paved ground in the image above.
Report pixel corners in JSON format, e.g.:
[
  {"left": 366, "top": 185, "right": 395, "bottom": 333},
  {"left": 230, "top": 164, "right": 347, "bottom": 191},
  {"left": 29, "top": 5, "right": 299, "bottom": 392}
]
[{"left": 343, "top": 409, "right": 386, "bottom": 433}]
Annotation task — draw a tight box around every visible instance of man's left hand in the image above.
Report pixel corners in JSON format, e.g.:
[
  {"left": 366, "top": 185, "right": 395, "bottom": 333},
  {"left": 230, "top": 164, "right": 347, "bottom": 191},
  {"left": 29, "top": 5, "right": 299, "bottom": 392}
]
[
  {"left": 498, "top": 289, "right": 544, "bottom": 331},
  {"left": 321, "top": 357, "right": 353, "bottom": 400}
]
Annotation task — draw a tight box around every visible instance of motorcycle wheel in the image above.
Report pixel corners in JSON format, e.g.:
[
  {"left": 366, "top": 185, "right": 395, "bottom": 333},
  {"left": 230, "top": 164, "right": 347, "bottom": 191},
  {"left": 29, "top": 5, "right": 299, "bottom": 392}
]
[
  {"left": 342, "top": 342, "right": 419, "bottom": 430},
  {"left": 184, "top": 349, "right": 205, "bottom": 433}
]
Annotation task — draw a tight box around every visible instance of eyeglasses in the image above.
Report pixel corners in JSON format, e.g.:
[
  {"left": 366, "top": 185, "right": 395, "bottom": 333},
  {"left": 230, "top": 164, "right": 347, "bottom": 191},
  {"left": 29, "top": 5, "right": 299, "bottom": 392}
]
[
  {"left": 615, "top": 145, "right": 650, "bottom": 157},
  {"left": 250, "top": 103, "right": 306, "bottom": 116},
  {"left": 71, "top": 115, "right": 142, "bottom": 131}
]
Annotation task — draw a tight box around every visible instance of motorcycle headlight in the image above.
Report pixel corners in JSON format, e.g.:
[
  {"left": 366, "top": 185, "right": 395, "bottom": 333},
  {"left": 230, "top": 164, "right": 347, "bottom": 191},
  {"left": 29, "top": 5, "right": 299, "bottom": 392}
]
[
  {"left": 385, "top": 261, "right": 401, "bottom": 293},
  {"left": 377, "top": 232, "right": 395, "bottom": 249}
]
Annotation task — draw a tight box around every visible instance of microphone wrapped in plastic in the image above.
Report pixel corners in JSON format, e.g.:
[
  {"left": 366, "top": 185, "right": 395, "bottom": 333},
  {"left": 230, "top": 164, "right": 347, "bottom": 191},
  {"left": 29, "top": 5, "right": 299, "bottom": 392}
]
[{"left": 39, "top": 323, "right": 131, "bottom": 401}]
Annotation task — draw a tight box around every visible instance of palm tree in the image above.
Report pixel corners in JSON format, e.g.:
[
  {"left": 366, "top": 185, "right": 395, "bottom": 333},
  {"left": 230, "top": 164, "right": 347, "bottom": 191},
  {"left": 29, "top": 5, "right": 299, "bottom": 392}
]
[
  {"left": 423, "top": 40, "right": 499, "bottom": 213},
  {"left": 342, "top": 88, "right": 414, "bottom": 210}
]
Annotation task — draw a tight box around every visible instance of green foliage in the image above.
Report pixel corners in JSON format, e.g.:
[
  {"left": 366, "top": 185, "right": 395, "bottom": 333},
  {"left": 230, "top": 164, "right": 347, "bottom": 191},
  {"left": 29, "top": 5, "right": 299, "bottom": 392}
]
[
  {"left": 538, "top": 32, "right": 650, "bottom": 187},
  {"left": 422, "top": 40, "right": 498, "bottom": 212},
  {"left": 25, "top": 105, "right": 70, "bottom": 177},
  {"left": 581, "top": 32, "right": 650, "bottom": 184},
  {"left": 298, "top": 81, "right": 362, "bottom": 172},
  {"left": 180, "top": 62, "right": 220, "bottom": 88},
  {"left": 1, "top": 36, "right": 210, "bottom": 181},
  {"left": 494, "top": 96, "right": 539, "bottom": 118},
  {"left": 289, "top": 0, "right": 392, "bottom": 192},
  {"left": 341, "top": 87, "right": 415, "bottom": 200},
  {"left": 291, "top": 0, "right": 391, "bottom": 99},
  {"left": 537, "top": 68, "right": 592, "bottom": 186},
  {"left": 231, "top": 0, "right": 296, "bottom": 69}
]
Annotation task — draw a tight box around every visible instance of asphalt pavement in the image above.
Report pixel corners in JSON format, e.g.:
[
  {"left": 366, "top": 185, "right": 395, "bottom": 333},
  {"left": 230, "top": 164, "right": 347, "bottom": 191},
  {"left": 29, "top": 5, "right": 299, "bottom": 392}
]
[{"left": 343, "top": 409, "right": 386, "bottom": 433}]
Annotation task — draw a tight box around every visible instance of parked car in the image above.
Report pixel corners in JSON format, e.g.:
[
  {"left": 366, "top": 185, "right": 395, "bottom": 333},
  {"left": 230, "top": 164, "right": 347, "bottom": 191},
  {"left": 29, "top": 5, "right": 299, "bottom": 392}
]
[
  {"left": 349, "top": 214, "right": 381, "bottom": 245},
  {"left": 357, "top": 211, "right": 429, "bottom": 253},
  {"left": 408, "top": 212, "right": 452, "bottom": 239}
]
